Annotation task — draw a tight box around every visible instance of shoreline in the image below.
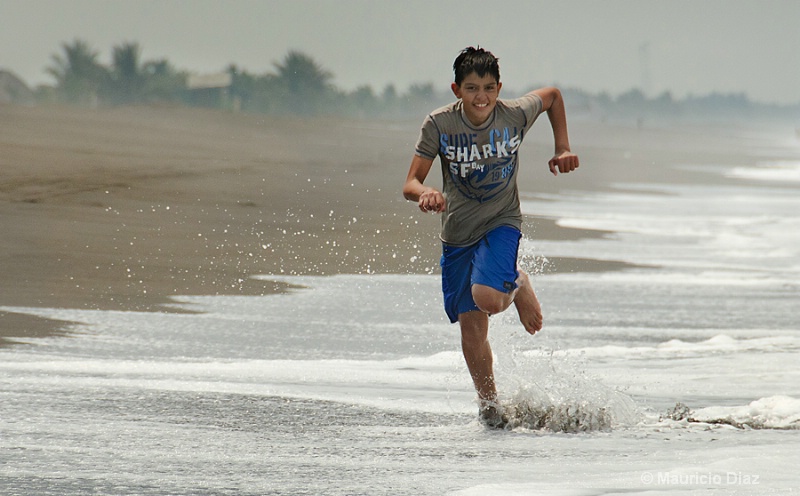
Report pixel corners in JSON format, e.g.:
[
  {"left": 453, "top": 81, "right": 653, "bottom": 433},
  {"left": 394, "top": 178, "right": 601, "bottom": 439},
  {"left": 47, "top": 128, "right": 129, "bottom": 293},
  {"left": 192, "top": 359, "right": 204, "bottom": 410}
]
[
  {"left": 0, "top": 223, "right": 632, "bottom": 347},
  {"left": 1, "top": 103, "right": 771, "bottom": 347}
]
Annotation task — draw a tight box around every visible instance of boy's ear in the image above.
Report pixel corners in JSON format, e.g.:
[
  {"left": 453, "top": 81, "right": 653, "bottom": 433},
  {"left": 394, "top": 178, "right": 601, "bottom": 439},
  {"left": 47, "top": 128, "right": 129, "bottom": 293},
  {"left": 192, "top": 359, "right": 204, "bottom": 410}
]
[{"left": 451, "top": 82, "right": 461, "bottom": 99}]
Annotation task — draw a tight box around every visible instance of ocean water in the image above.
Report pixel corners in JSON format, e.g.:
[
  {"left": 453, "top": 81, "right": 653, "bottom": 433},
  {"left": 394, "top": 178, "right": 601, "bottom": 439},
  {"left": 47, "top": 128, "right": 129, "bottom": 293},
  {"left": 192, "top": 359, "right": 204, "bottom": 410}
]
[{"left": 2, "top": 127, "right": 800, "bottom": 495}]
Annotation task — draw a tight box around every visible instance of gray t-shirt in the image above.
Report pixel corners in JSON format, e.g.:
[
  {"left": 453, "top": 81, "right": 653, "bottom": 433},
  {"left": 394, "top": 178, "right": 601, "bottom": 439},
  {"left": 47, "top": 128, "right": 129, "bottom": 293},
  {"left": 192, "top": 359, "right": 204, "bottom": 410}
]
[{"left": 415, "top": 93, "right": 543, "bottom": 246}]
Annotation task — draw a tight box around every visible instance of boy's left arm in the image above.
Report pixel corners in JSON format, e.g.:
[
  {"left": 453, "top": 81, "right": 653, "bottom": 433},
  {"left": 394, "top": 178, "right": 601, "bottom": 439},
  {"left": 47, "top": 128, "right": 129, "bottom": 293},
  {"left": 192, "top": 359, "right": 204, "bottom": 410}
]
[{"left": 531, "top": 87, "right": 580, "bottom": 176}]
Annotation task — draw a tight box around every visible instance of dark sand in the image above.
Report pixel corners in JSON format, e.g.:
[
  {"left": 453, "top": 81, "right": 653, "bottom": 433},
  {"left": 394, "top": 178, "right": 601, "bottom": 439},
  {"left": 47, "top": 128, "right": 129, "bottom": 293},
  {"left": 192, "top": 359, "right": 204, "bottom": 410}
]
[{"left": 0, "top": 104, "right": 763, "bottom": 345}]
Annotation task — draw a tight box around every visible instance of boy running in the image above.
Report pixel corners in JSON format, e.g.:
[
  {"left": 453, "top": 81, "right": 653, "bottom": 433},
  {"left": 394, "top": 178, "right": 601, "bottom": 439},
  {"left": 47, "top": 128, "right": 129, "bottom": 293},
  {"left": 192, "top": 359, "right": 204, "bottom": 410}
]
[{"left": 403, "top": 46, "right": 579, "bottom": 428}]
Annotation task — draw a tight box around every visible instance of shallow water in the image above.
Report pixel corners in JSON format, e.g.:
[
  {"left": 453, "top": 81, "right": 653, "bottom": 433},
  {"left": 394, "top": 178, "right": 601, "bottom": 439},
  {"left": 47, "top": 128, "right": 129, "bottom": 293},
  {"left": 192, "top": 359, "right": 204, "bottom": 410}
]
[{"left": 2, "top": 128, "right": 800, "bottom": 494}]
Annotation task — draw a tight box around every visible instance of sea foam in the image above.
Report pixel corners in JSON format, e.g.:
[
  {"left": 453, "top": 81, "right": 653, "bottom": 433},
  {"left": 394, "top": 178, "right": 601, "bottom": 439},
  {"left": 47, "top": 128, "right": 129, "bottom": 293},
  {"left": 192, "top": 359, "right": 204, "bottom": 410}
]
[{"left": 677, "top": 396, "right": 800, "bottom": 430}]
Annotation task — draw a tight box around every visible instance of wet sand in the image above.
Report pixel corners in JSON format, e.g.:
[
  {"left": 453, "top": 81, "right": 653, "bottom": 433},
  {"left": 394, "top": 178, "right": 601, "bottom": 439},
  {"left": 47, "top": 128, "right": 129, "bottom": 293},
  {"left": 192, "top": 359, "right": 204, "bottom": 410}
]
[{"left": 0, "top": 103, "right": 758, "bottom": 345}]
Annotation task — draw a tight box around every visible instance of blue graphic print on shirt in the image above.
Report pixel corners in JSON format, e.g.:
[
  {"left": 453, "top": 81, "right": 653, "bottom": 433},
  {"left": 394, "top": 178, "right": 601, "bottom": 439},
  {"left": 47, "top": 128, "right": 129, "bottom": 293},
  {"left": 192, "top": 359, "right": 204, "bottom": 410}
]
[{"left": 438, "top": 126, "right": 521, "bottom": 202}]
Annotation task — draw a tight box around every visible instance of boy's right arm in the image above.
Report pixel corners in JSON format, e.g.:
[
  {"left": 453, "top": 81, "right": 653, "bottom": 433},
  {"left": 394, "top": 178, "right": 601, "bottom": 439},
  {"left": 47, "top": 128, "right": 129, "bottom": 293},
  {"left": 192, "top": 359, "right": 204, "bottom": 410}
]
[
  {"left": 403, "top": 155, "right": 446, "bottom": 213},
  {"left": 531, "top": 87, "right": 580, "bottom": 176}
]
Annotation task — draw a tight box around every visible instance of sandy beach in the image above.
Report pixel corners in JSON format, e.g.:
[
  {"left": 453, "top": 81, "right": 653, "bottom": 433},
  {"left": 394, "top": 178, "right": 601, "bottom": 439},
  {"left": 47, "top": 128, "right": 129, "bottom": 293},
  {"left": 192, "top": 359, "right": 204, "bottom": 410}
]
[{"left": 0, "top": 103, "right": 767, "bottom": 345}]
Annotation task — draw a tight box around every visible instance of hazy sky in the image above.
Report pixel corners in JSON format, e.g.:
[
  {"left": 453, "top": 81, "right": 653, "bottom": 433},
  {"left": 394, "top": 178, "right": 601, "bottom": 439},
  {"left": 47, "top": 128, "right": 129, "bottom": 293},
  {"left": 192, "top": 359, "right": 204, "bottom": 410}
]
[{"left": 2, "top": 0, "right": 799, "bottom": 104}]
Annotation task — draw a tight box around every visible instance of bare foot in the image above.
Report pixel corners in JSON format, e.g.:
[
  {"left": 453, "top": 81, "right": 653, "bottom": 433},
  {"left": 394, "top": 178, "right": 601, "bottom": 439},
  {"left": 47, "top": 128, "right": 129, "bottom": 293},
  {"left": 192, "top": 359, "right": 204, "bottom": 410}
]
[
  {"left": 513, "top": 270, "right": 543, "bottom": 334},
  {"left": 478, "top": 400, "right": 509, "bottom": 429}
]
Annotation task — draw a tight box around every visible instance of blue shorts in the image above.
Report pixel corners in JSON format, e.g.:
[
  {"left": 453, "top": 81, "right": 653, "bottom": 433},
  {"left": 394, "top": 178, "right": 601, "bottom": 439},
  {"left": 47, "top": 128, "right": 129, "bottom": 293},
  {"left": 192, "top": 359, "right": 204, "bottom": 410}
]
[{"left": 440, "top": 225, "right": 522, "bottom": 323}]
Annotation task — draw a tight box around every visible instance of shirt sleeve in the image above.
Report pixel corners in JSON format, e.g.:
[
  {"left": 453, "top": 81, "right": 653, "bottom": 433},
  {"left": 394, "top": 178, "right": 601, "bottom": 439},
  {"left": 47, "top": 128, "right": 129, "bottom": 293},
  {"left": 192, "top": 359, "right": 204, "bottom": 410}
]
[
  {"left": 414, "top": 115, "right": 440, "bottom": 160},
  {"left": 516, "top": 93, "right": 544, "bottom": 132}
]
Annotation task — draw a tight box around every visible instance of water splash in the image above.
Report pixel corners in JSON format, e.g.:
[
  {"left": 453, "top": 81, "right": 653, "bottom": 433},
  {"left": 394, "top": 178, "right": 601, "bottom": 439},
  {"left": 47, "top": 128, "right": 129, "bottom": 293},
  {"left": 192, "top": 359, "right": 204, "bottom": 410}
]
[
  {"left": 496, "top": 358, "right": 639, "bottom": 432},
  {"left": 489, "top": 319, "right": 639, "bottom": 432},
  {"left": 503, "top": 391, "right": 615, "bottom": 432},
  {"left": 482, "top": 256, "right": 640, "bottom": 432}
]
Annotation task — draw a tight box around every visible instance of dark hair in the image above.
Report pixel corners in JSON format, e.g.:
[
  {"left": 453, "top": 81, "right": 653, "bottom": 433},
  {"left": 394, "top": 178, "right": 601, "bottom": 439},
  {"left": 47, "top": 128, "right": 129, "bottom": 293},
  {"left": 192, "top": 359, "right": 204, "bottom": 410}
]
[{"left": 453, "top": 46, "right": 500, "bottom": 86}]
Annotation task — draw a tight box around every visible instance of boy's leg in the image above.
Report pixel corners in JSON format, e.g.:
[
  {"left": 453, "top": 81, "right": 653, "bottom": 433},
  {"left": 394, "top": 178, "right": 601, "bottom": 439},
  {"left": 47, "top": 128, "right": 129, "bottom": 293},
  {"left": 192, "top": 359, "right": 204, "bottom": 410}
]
[
  {"left": 470, "top": 226, "right": 543, "bottom": 334},
  {"left": 460, "top": 310, "right": 508, "bottom": 428},
  {"left": 472, "top": 270, "right": 542, "bottom": 334},
  {"left": 458, "top": 310, "right": 496, "bottom": 403}
]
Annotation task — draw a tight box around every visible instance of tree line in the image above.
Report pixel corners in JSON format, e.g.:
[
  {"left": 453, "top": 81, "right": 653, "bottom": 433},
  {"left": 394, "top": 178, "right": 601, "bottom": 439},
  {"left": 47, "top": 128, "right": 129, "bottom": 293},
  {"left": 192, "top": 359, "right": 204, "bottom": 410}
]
[
  {"left": 36, "top": 39, "right": 799, "bottom": 123},
  {"left": 37, "top": 39, "right": 448, "bottom": 118}
]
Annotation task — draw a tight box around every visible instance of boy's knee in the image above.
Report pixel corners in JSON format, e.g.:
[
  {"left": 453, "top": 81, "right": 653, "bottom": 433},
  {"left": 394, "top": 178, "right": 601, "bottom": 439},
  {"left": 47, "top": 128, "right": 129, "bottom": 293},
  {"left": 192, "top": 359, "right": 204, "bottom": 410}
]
[{"left": 472, "top": 284, "right": 510, "bottom": 315}]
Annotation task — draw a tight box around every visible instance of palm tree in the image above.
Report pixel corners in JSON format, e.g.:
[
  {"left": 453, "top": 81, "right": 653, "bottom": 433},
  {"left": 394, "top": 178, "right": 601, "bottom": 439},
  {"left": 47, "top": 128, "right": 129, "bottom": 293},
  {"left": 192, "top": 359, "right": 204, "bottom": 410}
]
[
  {"left": 46, "top": 39, "right": 108, "bottom": 105},
  {"left": 273, "top": 51, "right": 333, "bottom": 115},
  {"left": 110, "top": 42, "right": 144, "bottom": 104}
]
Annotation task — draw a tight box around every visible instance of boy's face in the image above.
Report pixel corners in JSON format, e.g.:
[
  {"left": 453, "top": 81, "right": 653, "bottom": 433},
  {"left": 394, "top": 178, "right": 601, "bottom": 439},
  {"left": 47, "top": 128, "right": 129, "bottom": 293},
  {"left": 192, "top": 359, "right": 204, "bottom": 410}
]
[{"left": 451, "top": 72, "right": 502, "bottom": 126}]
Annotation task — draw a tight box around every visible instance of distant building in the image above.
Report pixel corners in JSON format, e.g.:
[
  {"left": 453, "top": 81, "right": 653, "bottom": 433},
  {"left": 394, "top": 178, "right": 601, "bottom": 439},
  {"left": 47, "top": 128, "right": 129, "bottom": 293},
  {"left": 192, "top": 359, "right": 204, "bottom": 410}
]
[
  {"left": 186, "top": 72, "right": 234, "bottom": 110},
  {"left": 0, "top": 70, "right": 35, "bottom": 105}
]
